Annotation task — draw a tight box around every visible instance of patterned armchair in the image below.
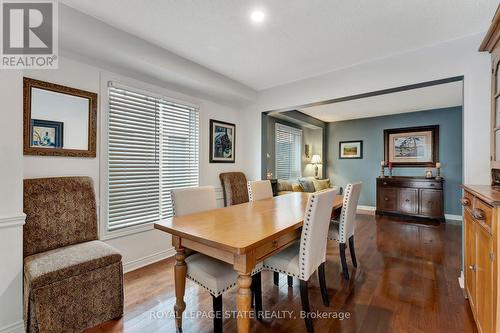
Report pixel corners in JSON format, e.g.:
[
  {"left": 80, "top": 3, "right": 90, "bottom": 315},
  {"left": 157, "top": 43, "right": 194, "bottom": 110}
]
[{"left": 23, "top": 177, "right": 123, "bottom": 333}]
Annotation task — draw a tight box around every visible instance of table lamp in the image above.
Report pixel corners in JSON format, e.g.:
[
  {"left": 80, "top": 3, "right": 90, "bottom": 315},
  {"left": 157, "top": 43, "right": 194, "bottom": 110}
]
[{"left": 311, "top": 154, "right": 322, "bottom": 178}]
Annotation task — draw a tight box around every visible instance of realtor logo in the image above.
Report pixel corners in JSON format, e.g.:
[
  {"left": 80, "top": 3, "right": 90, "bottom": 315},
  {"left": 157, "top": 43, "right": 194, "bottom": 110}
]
[{"left": 1, "top": 0, "right": 58, "bottom": 68}]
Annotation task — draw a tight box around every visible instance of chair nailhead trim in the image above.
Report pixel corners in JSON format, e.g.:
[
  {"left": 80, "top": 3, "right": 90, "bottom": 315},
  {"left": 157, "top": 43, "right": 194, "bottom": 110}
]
[{"left": 186, "top": 274, "right": 237, "bottom": 297}]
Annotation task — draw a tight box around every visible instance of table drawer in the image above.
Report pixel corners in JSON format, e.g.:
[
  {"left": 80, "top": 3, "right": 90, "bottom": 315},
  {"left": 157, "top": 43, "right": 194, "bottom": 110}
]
[{"left": 255, "top": 230, "right": 300, "bottom": 261}]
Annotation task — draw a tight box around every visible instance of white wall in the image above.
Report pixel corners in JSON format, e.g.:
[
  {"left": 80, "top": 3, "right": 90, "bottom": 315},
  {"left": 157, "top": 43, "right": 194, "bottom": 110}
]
[
  {"left": 0, "top": 71, "right": 25, "bottom": 332},
  {"left": 242, "top": 33, "right": 492, "bottom": 186},
  {"left": 23, "top": 56, "right": 250, "bottom": 271}
]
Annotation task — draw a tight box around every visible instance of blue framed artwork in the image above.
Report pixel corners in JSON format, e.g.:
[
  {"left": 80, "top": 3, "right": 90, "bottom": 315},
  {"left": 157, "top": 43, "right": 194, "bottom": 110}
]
[{"left": 31, "top": 119, "right": 64, "bottom": 148}]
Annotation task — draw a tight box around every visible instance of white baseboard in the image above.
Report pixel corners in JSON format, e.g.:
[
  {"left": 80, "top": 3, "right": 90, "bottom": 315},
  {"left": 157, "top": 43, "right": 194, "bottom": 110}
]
[
  {"left": 0, "top": 213, "right": 26, "bottom": 229},
  {"left": 357, "top": 205, "right": 376, "bottom": 215},
  {"left": 354, "top": 206, "right": 463, "bottom": 222},
  {"left": 0, "top": 321, "right": 24, "bottom": 333},
  {"left": 445, "top": 214, "right": 462, "bottom": 221},
  {"left": 458, "top": 270, "right": 464, "bottom": 289},
  {"left": 123, "top": 247, "right": 176, "bottom": 273}
]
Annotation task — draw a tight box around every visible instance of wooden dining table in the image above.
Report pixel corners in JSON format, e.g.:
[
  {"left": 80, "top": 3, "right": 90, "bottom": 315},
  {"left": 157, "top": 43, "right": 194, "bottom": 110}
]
[{"left": 154, "top": 191, "right": 344, "bottom": 333}]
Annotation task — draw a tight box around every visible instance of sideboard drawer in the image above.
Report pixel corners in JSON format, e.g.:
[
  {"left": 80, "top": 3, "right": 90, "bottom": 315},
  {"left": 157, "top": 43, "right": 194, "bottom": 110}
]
[
  {"left": 473, "top": 197, "right": 493, "bottom": 232},
  {"left": 377, "top": 179, "right": 442, "bottom": 189}
]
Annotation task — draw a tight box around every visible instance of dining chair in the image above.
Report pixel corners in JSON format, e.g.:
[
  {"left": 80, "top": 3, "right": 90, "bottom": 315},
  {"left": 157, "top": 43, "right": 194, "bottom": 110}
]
[
  {"left": 247, "top": 180, "right": 273, "bottom": 202},
  {"left": 247, "top": 179, "right": 291, "bottom": 286},
  {"left": 328, "top": 182, "right": 362, "bottom": 280},
  {"left": 259, "top": 189, "right": 336, "bottom": 333},
  {"left": 219, "top": 172, "right": 249, "bottom": 206},
  {"left": 171, "top": 186, "right": 263, "bottom": 332}
]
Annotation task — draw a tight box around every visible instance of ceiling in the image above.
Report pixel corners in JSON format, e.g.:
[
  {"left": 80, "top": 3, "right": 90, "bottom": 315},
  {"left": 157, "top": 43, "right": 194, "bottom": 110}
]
[
  {"left": 60, "top": 0, "right": 498, "bottom": 90},
  {"left": 298, "top": 80, "right": 463, "bottom": 122}
]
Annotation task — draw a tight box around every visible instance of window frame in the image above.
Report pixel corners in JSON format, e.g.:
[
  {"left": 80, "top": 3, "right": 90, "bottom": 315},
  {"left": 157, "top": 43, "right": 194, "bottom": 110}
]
[
  {"left": 99, "top": 77, "right": 200, "bottom": 240},
  {"left": 275, "top": 123, "right": 303, "bottom": 180}
]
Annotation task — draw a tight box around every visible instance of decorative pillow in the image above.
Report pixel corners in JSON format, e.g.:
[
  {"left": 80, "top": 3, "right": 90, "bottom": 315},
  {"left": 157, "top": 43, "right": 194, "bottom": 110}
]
[
  {"left": 297, "top": 177, "right": 316, "bottom": 193},
  {"left": 312, "top": 179, "right": 331, "bottom": 192},
  {"left": 291, "top": 183, "right": 304, "bottom": 192},
  {"left": 277, "top": 179, "right": 293, "bottom": 192}
]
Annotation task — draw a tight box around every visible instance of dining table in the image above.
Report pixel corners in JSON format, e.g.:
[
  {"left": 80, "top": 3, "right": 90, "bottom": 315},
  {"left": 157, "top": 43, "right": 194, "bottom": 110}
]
[{"left": 154, "top": 191, "right": 344, "bottom": 333}]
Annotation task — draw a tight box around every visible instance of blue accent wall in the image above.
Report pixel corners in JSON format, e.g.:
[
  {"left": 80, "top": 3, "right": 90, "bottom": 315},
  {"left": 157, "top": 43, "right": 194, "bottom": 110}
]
[{"left": 327, "top": 107, "right": 463, "bottom": 215}]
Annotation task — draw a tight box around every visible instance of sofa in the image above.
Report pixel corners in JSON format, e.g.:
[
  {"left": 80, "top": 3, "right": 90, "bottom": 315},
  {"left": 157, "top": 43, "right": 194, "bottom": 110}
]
[
  {"left": 23, "top": 177, "right": 123, "bottom": 333},
  {"left": 277, "top": 177, "right": 336, "bottom": 195}
]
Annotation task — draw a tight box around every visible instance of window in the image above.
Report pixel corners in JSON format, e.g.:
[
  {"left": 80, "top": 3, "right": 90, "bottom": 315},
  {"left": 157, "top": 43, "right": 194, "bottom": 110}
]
[
  {"left": 275, "top": 123, "right": 302, "bottom": 179},
  {"left": 107, "top": 84, "right": 199, "bottom": 231}
]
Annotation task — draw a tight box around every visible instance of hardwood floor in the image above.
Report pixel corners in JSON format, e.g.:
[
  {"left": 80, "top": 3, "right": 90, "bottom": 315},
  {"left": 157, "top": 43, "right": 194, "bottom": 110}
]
[{"left": 86, "top": 214, "right": 477, "bottom": 333}]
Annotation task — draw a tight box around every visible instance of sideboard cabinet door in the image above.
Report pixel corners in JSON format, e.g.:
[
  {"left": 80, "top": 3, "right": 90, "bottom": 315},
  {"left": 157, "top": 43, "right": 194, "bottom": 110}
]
[
  {"left": 476, "top": 224, "right": 494, "bottom": 333},
  {"left": 419, "top": 189, "right": 443, "bottom": 218},
  {"left": 464, "top": 210, "right": 476, "bottom": 311},
  {"left": 397, "top": 188, "right": 418, "bottom": 214}
]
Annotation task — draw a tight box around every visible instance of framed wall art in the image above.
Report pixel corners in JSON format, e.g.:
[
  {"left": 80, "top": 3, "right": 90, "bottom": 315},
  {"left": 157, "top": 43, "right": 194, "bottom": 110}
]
[
  {"left": 384, "top": 125, "right": 439, "bottom": 167},
  {"left": 31, "top": 119, "right": 64, "bottom": 148},
  {"left": 210, "top": 119, "right": 235, "bottom": 163},
  {"left": 339, "top": 140, "right": 363, "bottom": 159}
]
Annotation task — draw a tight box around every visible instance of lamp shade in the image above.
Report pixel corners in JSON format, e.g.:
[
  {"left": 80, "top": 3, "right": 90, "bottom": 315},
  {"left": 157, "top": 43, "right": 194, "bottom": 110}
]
[{"left": 311, "top": 154, "right": 322, "bottom": 164}]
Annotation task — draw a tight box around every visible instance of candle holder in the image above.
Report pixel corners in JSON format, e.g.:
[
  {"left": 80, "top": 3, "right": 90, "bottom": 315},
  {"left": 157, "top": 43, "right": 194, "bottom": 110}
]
[
  {"left": 380, "top": 165, "right": 385, "bottom": 178},
  {"left": 436, "top": 167, "right": 442, "bottom": 180}
]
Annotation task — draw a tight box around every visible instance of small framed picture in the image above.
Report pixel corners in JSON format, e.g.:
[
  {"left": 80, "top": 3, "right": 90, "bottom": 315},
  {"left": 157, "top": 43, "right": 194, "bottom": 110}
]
[
  {"left": 30, "top": 119, "right": 64, "bottom": 148},
  {"left": 339, "top": 140, "right": 363, "bottom": 159},
  {"left": 210, "top": 119, "right": 235, "bottom": 163}
]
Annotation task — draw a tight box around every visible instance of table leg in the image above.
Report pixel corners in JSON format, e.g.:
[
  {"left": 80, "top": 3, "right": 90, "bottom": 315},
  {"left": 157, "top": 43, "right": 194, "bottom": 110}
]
[
  {"left": 174, "top": 248, "right": 187, "bottom": 332},
  {"left": 236, "top": 273, "right": 252, "bottom": 333}
]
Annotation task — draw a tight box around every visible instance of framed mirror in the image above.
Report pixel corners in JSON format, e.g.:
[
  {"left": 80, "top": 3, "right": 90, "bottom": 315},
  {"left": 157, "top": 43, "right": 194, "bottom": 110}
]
[{"left": 23, "top": 77, "right": 97, "bottom": 157}]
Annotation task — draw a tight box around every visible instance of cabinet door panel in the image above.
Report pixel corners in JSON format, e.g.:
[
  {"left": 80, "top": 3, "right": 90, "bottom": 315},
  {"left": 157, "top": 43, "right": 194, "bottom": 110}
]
[
  {"left": 377, "top": 187, "right": 397, "bottom": 211},
  {"left": 397, "top": 188, "right": 418, "bottom": 214},
  {"left": 419, "top": 189, "right": 443, "bottom": 217},
  {"left": 476, "top": 225, "right": 494, "bottom": 333},
  {"left": 464, "top": 211, "right": 476, "bottom": 310}
]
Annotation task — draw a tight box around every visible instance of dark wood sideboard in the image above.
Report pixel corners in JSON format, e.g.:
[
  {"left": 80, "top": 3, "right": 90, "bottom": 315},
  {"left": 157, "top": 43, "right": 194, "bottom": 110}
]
[{"left": 376, "top": 176, "right": 445, "bottom": 222}]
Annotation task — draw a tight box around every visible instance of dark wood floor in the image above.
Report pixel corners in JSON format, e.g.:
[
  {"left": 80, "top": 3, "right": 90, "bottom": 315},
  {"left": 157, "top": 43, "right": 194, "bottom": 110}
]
[{"left": 86, "top": 214, "right": 477, "bottom": 333}]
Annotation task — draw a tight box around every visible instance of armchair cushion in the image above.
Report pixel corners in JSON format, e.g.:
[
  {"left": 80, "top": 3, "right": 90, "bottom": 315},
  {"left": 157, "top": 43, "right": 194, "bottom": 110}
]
[
  {"left": 24, "top": 240, "right": 122, "bottom": 290},
  {"left": 312, "top": 179, "right": 331, "bottom": 191},
  {"left": 297, "top": 177, "right": 316, "bottom": 193}
]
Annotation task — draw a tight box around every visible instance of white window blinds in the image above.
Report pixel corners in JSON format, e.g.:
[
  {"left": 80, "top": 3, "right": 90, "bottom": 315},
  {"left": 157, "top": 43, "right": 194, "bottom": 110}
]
[
  {"left": 275, "top": 123, "right": 302, "bottom": 180},
  {"left": 108, "top": 84, "right": 199, "bottom": 231}
]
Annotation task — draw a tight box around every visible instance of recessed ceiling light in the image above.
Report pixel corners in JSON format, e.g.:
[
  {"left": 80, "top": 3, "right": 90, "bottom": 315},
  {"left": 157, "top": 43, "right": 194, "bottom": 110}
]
[{"left": 250, "top": 10, "right": 265, "bottom": 23}]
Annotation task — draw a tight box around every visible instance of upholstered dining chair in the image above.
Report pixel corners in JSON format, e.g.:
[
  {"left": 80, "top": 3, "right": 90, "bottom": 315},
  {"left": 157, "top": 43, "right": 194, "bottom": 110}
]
[
  {"left": 23, "top": 177, "right": 123, "bottom": 333},
  {"left": 247, "top": 180, "right": 273, "bottom": 202},
  {"left": 219, "top": 172, "right": 249, "bottom": 206},
  {"left": 247, "top": 180, "right": 291, "bottom": 286},
  {"left": 171, "top": 186, "right": 262, "bottom": 332},
  {"left": 258, "top": 189, "right": 336, "bottom": 333},
  {"left": 328, "top": 182, "right": 362, "bottom": 280}
]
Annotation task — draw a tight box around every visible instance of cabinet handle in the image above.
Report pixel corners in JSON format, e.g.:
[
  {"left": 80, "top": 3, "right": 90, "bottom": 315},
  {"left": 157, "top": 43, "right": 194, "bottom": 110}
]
[
  {"left": 469, "top": 264, "right": 476, "bottom": 272},
  {"left": 460, "top": 197, "right": 471, "bottom": 207},
  {"left": 405, "top": 199, "right": 410, "bottom": 202},
  {"left": 471, "top": 208, "right": 486, "bottom": 220},
  {"left": 272, "top": 240, "right": 278, "bottom": 248},
  {"left": 384, "top": 197, "right": 389, "bottom": 201},
  {"left": 383, "top": 182, "right": 388, "bottom": 185},
  {"left": 430, "top": 183, "right": 436, "bottom": 187}
]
